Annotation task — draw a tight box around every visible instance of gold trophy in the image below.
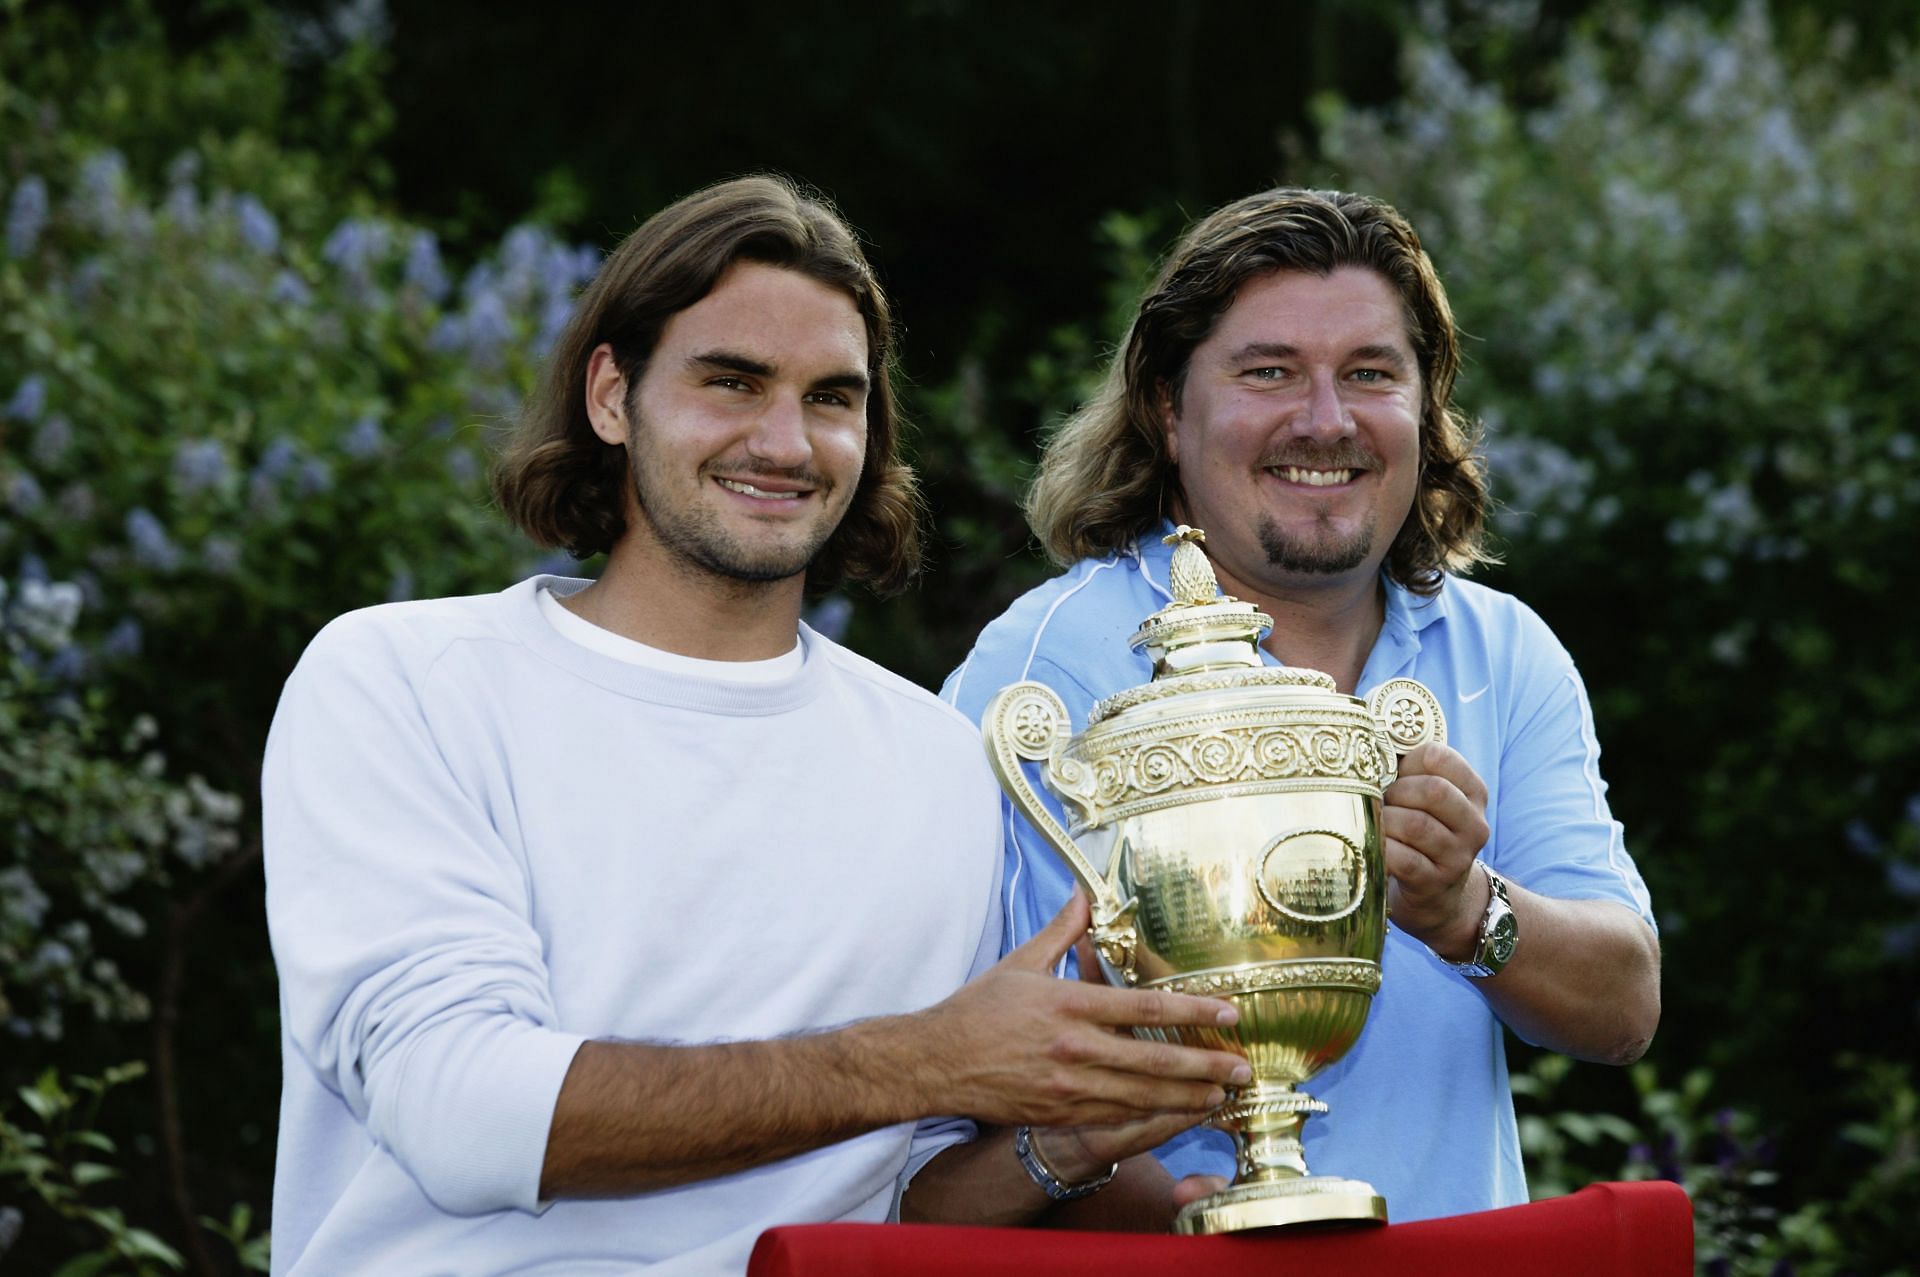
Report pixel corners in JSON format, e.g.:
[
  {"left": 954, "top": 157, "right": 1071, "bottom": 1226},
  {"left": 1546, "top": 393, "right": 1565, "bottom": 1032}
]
[{"left": 982, "top": 527, "right": 1446, "bottom": 1235}]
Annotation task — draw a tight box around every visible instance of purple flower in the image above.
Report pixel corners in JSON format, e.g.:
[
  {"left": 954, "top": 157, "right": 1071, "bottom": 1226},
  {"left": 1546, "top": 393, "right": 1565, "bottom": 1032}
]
[
  {"left": 253, "top": 437, "right": 300, "bottom": 481},
  {"left": 202, "top": 536, "right": 242, "bottom": 576},
  {"left": 428, "top": 314, "right": 466, "bottom": 353},
  {"left": 460, "top": 261, "right": 498, "bottom": 303},
  {"left": 464, "top": 289, "right": 515, "bottom": 365},
  {"left": 541, "top": 240, "right": 599, "bottom": 300},
  {"left": 7, "top": 176, "right": 49, "bottom": 257},
  {"left": 331, "top": 216, "right": 395, "bottom": 269},
  {"left": 126, "top": 508, "right": 182, "bottom": 570},
  {"left": 7, "top": 473, "right": 44, "bottom": 513},
  {"left": 74, "top": 151, "right": 129, "bottom": 233},
  {"left": 272, "top": 269, "right": 314, "bottom": 306},
  {"left": 804, "top": 596, "right": 854, "bottom": 642},
  {"left": 100, "top": 618, "right": 143, "bottom": 658},
  {"left": 68, "top": 257, "right": 106, "bottom": 306},
  {"left": 45, "top": 643, "right": 88, "bottom": 683},
  {"left": 172, "top": 438, "right": 232, "bottom": 493},
  {"left": 404, "top": 230, "right": 450, "bottom": 302},
  {"left": 248, "top": 474, "right": 280, "bottom": 518},
  {"left": 295, "top": 457, "right": 334, "bottom": 496},
  {"left": 500, "top": 225, "right": 545, "bottom": 297},
  {"left": 323, "top": 218, "right": 373, "bottom": 270},
  {"left": 6, "top": 375, "right": 46, "bottom": 422},
  {"left": 234, "top": 195, "right": 280, "bottom": 254},
  {"left": 163, "top": 182, "right": 201, "bottom": 230},
  {"left": 536, "top": 294, "right": 573, "bottom": 355},
  {"left": 13, "top": 579, "right": 82, "bottom": 645},
  {"left": 341, "top": 415, "right": 385, "bottom": 459}
]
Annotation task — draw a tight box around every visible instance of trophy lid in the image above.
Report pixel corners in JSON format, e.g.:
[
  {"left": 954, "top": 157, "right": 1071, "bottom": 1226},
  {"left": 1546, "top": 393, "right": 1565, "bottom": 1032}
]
[
  {"left": 1091, "top": 527, "right": 1336, "bottom": 726},
  {"left": 1130, "top": 526, "right": 1272, "bottom": 674}
]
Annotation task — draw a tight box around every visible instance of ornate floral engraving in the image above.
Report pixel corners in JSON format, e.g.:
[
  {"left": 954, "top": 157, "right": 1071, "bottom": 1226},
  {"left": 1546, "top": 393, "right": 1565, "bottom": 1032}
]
[
  {"left": 1059, "top": 712, "right": 1394, "bottom": 812},
  {"left": 1365, "top": 677, "right": 1448, "bottom": 753},
  {"left": 998, "top": 686, "right": 1067, "bottom": 757},
  {"left": 1089, "top": 667, "right": 1336, "bottom": 724},
  {"left": 1149, "top": 959, "right": 1382, "bottom": 999}
]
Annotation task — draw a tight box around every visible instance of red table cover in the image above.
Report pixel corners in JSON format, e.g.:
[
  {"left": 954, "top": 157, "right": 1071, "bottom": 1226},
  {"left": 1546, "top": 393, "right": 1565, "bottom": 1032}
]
[{"left": 748, "top": 1180, "right": 1693, "bottom": 1277}]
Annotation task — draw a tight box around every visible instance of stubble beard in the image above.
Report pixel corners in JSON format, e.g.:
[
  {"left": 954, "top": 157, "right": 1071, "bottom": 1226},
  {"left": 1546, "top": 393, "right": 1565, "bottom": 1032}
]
[
  {"left": 1257, "top": 513, "right": 1375, "bottom": 576},
  {"left": 626, "top": 419, "right": 846, "bottom": 587},
  {"left": 1251, "top": 441, "right": 1387, "bottom": 576}
]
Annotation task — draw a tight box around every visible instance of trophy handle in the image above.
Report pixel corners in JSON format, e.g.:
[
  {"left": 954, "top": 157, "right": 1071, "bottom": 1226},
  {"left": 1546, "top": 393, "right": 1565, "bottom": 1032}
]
[
  {"left": 983, "top": 682, "right": 1134, "bottom": 939},
  {"left": 1364, "top": 677, "right": 1448, "bottom": 760}
]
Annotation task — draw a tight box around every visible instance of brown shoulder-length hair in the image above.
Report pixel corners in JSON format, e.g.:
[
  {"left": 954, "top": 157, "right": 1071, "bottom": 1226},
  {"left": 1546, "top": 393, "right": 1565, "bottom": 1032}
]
[
  {"left": 493, "top": 174, "right": 924, "bottom": 595},
  {"left": 1026, "top": 187, "right": 1494, "bottom": 595}
]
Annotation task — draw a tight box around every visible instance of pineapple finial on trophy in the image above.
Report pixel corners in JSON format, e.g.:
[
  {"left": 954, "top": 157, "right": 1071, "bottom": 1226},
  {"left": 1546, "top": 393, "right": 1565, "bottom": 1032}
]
[
  {"left": 1165, "top": 525, "right": 1219, "bottom": 605},
  {"left": 1132, "top": 527, "right": 1272, "bottom": 678}
]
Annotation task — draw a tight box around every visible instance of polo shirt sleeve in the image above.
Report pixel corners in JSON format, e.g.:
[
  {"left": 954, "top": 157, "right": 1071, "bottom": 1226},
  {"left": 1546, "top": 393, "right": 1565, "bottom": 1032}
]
[
  {"left": 1490, "top": 621, "right": 1655, "bottom": 930},
  {"left": 263, "top": 614, "right": 587, "bottom": 1217}
]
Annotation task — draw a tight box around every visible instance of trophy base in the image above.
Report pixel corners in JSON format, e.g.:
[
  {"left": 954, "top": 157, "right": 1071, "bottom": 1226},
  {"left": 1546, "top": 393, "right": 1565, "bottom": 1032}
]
[{"left": 1173, "top": 1177, "right": 1387, "bottom": 1235}]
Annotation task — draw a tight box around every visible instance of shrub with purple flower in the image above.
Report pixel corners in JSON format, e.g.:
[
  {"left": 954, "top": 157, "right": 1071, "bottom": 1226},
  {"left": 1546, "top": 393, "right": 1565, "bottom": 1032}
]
[
  {"left": 1307, "top": 7, "right": 1920, "bottom": 1271},
  {"left": 5, "top": 176, "right": 48, "bottom": 258}
]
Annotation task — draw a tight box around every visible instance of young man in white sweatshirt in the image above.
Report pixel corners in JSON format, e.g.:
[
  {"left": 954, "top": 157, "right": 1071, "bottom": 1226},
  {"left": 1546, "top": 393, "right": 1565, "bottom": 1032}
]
[{"left": 262, "top": 175, "right": 1247, "bottom": 1276}]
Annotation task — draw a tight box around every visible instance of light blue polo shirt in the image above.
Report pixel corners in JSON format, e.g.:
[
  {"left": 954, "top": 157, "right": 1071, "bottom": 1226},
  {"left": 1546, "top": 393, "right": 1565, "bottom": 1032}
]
[{"left": 941, "top": 523, "right": 1654, "bottom": 1223}]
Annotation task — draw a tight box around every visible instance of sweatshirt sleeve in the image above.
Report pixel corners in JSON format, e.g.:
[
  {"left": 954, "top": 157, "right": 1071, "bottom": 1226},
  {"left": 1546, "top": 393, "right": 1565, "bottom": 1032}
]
[{"left": 262, "top": 614, "right": 587, "bottom": 1215}]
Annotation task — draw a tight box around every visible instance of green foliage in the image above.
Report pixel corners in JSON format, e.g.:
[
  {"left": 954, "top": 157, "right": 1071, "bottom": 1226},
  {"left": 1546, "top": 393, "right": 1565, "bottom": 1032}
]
[
  {"left": 1311, "top": 0, "right": 1920, "bottom": 1261},
  {"left": 199, "top": 1202, "right": 272, "bottom": 1274},
  {"left": 0, "top": 120, "right": 593, "bottom": 757},
  {"left": 0, "top": 1063, "right": 183, "bottom": 1275},
  {"left": 1516, "top": 1052, "right": 1919, "bottom": 1276},
  {"left": 1, "top": 2, "right": 590, "bottom": 1269},
  {"left": 0, "top": 577, "right": 243, "bottom": 1042},
  {"left": 0, "top": 2, "right": 599, "bottom": 768}
]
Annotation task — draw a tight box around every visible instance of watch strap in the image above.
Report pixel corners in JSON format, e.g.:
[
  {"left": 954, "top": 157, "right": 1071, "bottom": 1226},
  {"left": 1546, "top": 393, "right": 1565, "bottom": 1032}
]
[
  {"left": 1014, "top": 1125, "right": 1117, "bottom": 1201},
  {"left": 1439, "top": 861, "right": 1517, "bottom": 979}
]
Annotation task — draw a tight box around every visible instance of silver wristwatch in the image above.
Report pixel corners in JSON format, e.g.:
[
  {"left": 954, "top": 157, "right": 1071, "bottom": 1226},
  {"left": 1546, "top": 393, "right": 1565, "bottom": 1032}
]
[
  {"left": 1441, "top": 861, "right": 1518, "bottom": 979},
  {"left": 1014, "top": 1125, "right": 1117, "bottom": 1201}
]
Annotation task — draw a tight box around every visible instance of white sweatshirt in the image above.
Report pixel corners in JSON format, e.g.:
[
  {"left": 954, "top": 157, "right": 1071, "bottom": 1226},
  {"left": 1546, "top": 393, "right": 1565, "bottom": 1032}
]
[{"left": 263, "top": 577, "right": 1002, "bottom": 1276}]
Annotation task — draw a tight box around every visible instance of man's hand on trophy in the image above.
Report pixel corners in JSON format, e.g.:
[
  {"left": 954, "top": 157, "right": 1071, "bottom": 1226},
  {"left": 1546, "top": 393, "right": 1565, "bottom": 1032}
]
[
  {"left": 912, "top": 891, "right": 1251, "bottom": 1129},
  {"left": 1382, "top": 741, "right": 1492, "bottom": 958},
  {"left": 1000, "top": 926, "right": 1244, "bottom": 1177},
  {"left": 1031, "top": 1114, "right": 1227, "bottom": 1186}
]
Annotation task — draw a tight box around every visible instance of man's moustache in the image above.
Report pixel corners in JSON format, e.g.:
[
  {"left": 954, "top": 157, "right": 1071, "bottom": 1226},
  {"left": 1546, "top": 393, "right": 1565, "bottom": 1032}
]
[{"left": 1255, "top": 448, "right": 1381, "bottom": 472}]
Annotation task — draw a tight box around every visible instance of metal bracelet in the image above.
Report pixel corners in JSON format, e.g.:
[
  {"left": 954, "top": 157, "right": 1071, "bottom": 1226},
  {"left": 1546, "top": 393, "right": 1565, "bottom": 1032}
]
[{"left": 1014, "top": 1125, "right": 1117, "bottom": 1201}]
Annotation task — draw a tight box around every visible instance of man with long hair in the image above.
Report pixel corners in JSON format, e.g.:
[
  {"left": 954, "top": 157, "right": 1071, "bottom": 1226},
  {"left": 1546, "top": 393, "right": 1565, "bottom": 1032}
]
[
  {"left": 262, "top": 176, "right": 1250, "bottom": 1275},
  {"left": 944, "top": 187, "right": 1661, "bottom": 1226}
]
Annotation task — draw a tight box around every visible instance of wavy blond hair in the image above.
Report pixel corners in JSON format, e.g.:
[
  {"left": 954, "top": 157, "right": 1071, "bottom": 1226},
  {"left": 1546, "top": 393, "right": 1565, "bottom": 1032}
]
[
  {"left": 494, "top": 174, "right": 924, "bottom": 595},
  {"left": 1027, "top": 188, "right": 1493, "bottom": 595}
]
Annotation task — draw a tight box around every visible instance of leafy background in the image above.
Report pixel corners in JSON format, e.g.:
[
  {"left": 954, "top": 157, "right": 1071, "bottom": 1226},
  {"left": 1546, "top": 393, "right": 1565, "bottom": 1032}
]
[{"left": 2, "top": 1, "right": 1915, "bottom": 1273}]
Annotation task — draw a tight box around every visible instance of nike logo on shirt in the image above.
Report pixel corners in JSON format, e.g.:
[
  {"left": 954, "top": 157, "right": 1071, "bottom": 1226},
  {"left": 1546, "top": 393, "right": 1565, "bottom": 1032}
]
[{"left": 1460, "top": 684, "right": 1491, "bottom": 702}]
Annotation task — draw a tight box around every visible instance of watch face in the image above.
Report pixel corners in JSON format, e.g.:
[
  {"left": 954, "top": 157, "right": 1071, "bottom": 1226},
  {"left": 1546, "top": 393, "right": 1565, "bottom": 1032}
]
[{"left": 1489, "top": 915, "right": 1519, "bottom": 965}]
